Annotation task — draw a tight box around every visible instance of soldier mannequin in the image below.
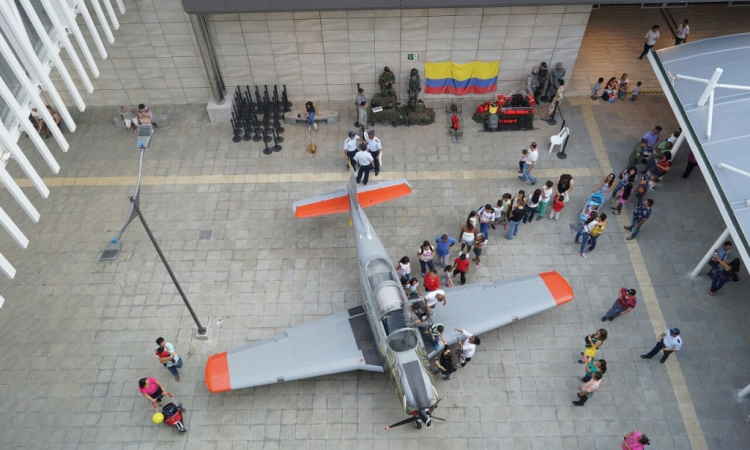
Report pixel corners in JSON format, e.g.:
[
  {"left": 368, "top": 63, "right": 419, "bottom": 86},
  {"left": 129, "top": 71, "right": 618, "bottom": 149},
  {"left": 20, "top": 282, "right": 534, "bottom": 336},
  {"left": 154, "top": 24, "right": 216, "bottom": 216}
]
[
  {"left": 407, "top": 68, "right": 421, "bottom": 108},
  {"left": 526, "top": 67, "right": 539, "bottom": 95},
  {"left": 536, "top": 62, "right": 550, "bottom": 101},
  {"left": 379, "top": 66, "right": 396, "bottom": 99},
  {"left": 548, "top": 62, "right": 566, "bottom": 99}
]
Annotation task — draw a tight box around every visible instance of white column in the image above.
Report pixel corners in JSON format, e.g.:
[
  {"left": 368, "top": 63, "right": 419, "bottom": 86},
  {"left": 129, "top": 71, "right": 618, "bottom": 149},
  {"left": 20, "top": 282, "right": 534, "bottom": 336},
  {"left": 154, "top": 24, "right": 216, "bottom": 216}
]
[
  {"left": 671, "top": 133, "right": 686, "bottom": 158},
  {"left": 89, "top": 0, "right": 114, "bottom": 44},
  {"left": 739, "top": 383, "right": 750, "bottom": 399},
  {"left": 74, "top": 0, "right": 108, "bottom": 59},
  {"left": 56, "top": 0, "right": 100, "bottom": 77},
  {"left": 0, "top": 251, "right": 16, "bottom": 279},
  {"left": 41, "top": 0, "right": 95, "bottom": 92},
  {"left": 0, "top": 116, "right": 51, "bottom": 197},
  {"left": 0, "top": 198, "right": 31, "bottom": 248},
  {"left": 102, "top": 0, "right": 120, "bottom": 29},
  {"left": 19, "top": 0, "right": 86, "bottom": 113},
  {"left": 690, "top": 228, "right": 731, "bottom": 277}
]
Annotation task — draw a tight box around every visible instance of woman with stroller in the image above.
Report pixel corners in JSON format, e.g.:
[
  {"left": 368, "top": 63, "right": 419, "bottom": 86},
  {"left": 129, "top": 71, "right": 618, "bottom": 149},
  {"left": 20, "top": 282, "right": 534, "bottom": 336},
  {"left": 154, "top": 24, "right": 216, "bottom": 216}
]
[
  {"left": 592, "top": 173, "right": 617, "bottom": 201},
  {"left": 139, "top": 377, "right": 168, "bottom": 407}
]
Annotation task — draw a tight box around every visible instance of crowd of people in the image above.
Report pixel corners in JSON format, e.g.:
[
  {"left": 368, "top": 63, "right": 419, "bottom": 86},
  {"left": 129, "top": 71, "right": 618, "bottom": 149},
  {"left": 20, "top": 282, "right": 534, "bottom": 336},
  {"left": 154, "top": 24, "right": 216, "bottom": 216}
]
[{"left": 591, "top": 73, "right": 642, "bottom": 103}]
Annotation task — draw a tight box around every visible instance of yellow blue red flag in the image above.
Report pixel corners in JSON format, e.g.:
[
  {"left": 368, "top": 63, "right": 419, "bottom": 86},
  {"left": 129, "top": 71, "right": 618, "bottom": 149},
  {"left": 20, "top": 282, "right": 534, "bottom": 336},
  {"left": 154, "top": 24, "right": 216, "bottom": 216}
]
[{"left": 424, "top": 61, "right": 500, "bottom": 95}]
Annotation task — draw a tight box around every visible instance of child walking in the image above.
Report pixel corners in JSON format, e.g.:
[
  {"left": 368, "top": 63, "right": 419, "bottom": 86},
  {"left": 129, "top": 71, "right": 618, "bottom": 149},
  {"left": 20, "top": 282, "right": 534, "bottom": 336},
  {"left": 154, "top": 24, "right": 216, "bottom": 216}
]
[
  {"left": 549, "top": 194, "right": 566, "bottom": 220},
  {"left": 613, "top": 183, "right": 632, "bottom": 215},
  {"left": 630, "top": 81, "right": 642, "bottom": 102},
  {"left": 535, "top": 180, "right": 554, "bottom": 221},
  {"left": 443, "top": 265, "right": 455, "bottom": 287},
  {"left": 472, "top": 234, "right": 486, "bottom": 266}
]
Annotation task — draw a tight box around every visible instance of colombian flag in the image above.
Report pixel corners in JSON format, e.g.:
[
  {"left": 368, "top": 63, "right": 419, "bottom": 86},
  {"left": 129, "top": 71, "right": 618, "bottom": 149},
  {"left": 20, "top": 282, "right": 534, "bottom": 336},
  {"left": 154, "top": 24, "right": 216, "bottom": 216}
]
[{"left": 425, "top": 61, "right": 500, "bottom": 95}]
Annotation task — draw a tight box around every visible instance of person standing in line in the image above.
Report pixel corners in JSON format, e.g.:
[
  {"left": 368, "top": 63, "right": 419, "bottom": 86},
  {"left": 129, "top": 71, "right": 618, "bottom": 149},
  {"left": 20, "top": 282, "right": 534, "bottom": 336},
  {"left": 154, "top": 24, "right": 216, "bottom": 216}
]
[
  {"left": 613, "top": 183, "right": 633, "bottom": 216},
  {"left": 343, "top": 131, "right": 360, "bottom": 170},
  {"left": 641, "top": 328, "right": 682, "bottom": 363},
  {"left": 707, "top": 241, "right": 732, "bottom": 278},
  {"left": 587, "top": 213, "right": 607, "bottom": 253},
  {"left": 505, "top": 198, "right": 528, "bottom": 239},
  {"left": 435, "top": 346, "right": 455, "bottom": 380},
  {"left": 353, "top": 143, "right": 374, "bottom": 185},
  {"left": 442, "top": 265, "right": 454, "bottom": 287},
  {"left": 365, "top": 130, "right": 382, "bottom": 176},
  {"left": 617, "top": 73, "right": 629, "bottom": 101},
  {"left": 638, "top": 25, "right": 660, "bottom": 60},
  {"left": 472, "top": 233, "right": 485, "bottom": 266},
  {"left": 634, "top": 174, "right": 658, "bottom": 208},
  {"left": 523, "top": 189, "right": 541, "bottom": 223},
  {"left": 155, "top": 337, "right": 183, "bottom": 381},
  {"left": 397, "top": 256, "right": 411, "bottom": 282},
  {"left": 602, "top": 288, "right": 637, "bottom": 322},
  {"left": 578, "top": 358, "right": 607, "bottom": 382},
  {"left": 459, "top": 222, "right": 478, "bottom": 254},
  {"left": 575, "top": 213, "right": 598, "bottom": 258},
  {"left": 455, "top": 328, "right": 480, "bottom": 367},
  {"left": 629, "top": 81, "right": 642, "bottom": 102},
  {"left": 611, "top": 167, "right": 638, "bottom": 203},
  {"left": 453, "top": 253, "right": 470, "bottom": 285},
  {"left": 417, "top": 241, "right": 436, "bottom": 278},
  {"left": 572, "top": 372, "right": 602, "bottom": 406},
  {"left": 535, "top": 181, "right": 553, "bottom": 221},
  {"left": 423, "top": 267, "right": 440, "bottom": 292},
  {"left": 495, "top": 193, "right": 513, "bottom": 229},
  {"left": 553, "top": 173, "right": 575, "bottom": 202},
  {"left": 357, "top": 101, "right": 368, "bottom": 134},
  {"left": 629, "top": 126, "right": 662, "bottom": 170},
  {"left": 622, "top": 431, "right": 651, "bottom": 450},
  {"left": 625, "top": 199, "right": 653, "bottom": 240},
  {"left": 519, "top": 142, "right": 539, "bottom": 185},
  {"left": 549, "top": 194, "right": 566, "bottom": 220},
  {"left": 675, "top": 19, "right": 689, "bottom": 45},
  {"left": 477, "top": 204, "right": 496, "bottom": 240},
  {"left": 354, "top": 88, "right": 366, "bottom": 127},
  {"left": 708, "top": 258, "right": 741, "bottom": 295},
  {"left": 435, "top": 234, "right": 457, "bottom": 267},
  {"left": 682, "top": 151, "right": 699, "bottom": 179}
]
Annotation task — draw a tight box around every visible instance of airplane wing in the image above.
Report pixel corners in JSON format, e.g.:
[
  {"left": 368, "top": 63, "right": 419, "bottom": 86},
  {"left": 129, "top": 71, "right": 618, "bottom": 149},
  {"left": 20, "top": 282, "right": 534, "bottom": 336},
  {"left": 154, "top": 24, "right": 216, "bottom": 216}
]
[
  {"left": 428, "top": 271, "right": 573, "bottom": 357},
  {"left": 205, "top": 306, "right": 384, "bottom": 392}
]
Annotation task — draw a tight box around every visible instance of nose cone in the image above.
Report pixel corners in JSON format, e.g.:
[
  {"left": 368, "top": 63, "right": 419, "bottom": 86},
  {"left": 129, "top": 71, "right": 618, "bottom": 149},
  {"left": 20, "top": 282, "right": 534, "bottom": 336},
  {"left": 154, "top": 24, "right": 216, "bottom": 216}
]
[
  {"left": 418, "top": 409, "right": 432, "bottom": 427},
  {"left": 205, "top": 352, "right": 231, "bottom": 392}
]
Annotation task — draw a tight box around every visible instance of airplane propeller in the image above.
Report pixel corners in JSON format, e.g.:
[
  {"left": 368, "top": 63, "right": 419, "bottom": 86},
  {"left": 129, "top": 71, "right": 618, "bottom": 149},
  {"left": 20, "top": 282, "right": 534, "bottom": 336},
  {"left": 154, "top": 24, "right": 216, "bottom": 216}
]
[
  {"left": 385, "top": 406, "right": 446, "bottom": 430},
  {"left": 384, "top": 416, "right": 420, "bottom": 430}
]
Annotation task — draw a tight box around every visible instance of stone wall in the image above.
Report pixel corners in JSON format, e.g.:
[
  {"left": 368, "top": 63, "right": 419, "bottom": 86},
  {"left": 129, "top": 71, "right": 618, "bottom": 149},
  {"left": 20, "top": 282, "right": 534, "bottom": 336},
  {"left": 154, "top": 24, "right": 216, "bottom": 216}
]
[{"left": 55, "top": 1, "right": 591, "bottom": 106}]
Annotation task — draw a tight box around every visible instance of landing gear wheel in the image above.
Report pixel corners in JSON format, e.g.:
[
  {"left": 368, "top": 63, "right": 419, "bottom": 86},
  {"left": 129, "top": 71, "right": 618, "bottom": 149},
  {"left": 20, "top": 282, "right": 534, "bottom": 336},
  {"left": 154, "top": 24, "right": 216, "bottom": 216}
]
[{"left": 414, "top": 420, "right": 422, "bottom": 429}]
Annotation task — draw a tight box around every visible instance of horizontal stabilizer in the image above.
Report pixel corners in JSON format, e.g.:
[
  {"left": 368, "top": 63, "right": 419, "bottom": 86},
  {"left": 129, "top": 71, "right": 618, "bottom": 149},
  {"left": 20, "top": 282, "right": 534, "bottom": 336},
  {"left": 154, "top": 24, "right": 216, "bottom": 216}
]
[{"left": 293, "top": 179, "right": 411, "bottom": 218}]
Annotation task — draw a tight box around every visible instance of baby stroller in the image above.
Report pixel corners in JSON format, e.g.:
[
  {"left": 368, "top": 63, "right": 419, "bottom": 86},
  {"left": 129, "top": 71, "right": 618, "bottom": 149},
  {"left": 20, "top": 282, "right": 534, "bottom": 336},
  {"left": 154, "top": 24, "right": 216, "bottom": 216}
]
[
  {"left": 153, "top": 392, "right": 187, "bottom": 433},
  {"left": 580, "top": 192, "right": 604, "bottom": 223}
]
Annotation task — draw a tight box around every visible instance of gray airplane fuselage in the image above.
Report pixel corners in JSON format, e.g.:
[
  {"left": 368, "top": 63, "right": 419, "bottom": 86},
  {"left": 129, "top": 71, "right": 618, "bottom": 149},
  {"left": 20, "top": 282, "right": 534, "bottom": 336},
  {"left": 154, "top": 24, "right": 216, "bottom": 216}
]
[{"left": 347, "top": 179, "right": 438, "bottom": 421}]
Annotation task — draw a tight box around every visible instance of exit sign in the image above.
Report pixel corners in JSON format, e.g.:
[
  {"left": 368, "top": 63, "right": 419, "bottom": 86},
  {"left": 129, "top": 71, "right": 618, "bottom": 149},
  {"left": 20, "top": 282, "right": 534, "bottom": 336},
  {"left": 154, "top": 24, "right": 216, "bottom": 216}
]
[{"left": 407, "top": 53, "right": 419, "bottom": 60}]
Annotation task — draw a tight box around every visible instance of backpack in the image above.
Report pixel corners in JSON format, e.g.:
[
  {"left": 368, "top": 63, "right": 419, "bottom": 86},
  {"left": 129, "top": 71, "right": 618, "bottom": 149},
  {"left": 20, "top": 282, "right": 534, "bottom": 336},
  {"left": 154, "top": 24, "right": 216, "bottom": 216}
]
[{"left": 590, "top": 223, "right": 606, "bottom": 237}]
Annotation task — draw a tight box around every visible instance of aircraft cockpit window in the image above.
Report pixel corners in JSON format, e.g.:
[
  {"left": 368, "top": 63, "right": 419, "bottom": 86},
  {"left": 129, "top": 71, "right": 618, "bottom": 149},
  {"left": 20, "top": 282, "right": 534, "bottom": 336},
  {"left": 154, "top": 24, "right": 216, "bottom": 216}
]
[
  {"left": 387, "top": 328, "right": 419, "bottom": 353},
  {"left": 365, "top": 258, "right": 397, "bottom": 291}
]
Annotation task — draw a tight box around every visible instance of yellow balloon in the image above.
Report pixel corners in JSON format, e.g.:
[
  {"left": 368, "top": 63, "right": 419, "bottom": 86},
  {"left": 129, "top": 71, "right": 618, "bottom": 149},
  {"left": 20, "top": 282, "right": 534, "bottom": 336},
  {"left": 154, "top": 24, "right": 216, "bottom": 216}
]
[{"left": 152, "top": 412, "right": 164, "bottom": 424}]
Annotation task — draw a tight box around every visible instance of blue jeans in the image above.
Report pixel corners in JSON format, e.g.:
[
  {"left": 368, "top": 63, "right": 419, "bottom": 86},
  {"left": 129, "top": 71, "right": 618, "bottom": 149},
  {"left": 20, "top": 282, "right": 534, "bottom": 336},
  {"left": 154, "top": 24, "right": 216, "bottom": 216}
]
[
  {"left": 644, "top": 156, "right": 657, "bottom": 173},
  {"left": 611, "top": 180, "right": 624, "bottom": 199},
  {"left": 710, "top": 276, "right": 730, "bottom": 293},
  {"left": 506, "top": 219, "right": 522, "bottom": 239},
  {"left": 626, "top": 218, "right": 641, "bottom": 238},
  {"left": 419, "top": 259, "right": 435, "bottom": 276},
  {"left": 307, "top": 112, "right": 315, "bottom": 126},
  {"left": 574, "top": 226, "right": 590, "bottom": 253},
  {"left": 636, "top": 193, "right": 645, "bottom": 207},
  {"left": 480, "top": 222, "right": 490, "bottom": 238},
  {"left": 520, "top": 162, "right": 537, "bottom": 184},
  {"left": 604, "top": 301, "right": 626, "bottom": 320},
  {"left": 166, "top": 357, "right": 183, "bottom": 376},
  {"left": 524, "top": 206, "right": 538, "bottom": 223},
  {"left": 588, "top": 235, "right": 598, "bottom": 251}
]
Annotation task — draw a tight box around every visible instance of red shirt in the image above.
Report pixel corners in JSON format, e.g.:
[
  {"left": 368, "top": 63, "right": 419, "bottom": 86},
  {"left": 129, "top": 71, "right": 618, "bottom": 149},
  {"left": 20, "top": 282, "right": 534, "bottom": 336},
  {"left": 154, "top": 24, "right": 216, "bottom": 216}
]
[
  {"left": 424, "top": 273, "right": 440, "bottom": 291},
  {"left": 552, "top": 198, "right": 565, "bottom": 212},
  {"left": 617, "top": 289, "right": 637, "bottom": 309},
  {"left": 454, "top": 257, "right": 470, "bottom": 272}
]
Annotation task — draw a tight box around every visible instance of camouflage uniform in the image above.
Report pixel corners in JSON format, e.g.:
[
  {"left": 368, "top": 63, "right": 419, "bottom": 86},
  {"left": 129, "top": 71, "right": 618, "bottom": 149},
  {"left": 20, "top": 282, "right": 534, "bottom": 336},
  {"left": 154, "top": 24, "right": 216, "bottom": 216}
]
[
  {"left": 548, "top": 63, "right": 566, "bottom": 99},
  {"left": 379, "top": 68, "right": 396, "bottom": 98}
]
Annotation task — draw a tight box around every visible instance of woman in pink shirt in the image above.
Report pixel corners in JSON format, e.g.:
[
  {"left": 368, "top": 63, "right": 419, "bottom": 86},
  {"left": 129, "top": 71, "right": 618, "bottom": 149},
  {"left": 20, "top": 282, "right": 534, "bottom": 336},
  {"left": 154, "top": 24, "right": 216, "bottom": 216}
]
[
  {"left": 139, "top": 377, "right": 167, "bottom": 406},
  {"left": 622, "top": 430, "right": 650, "bottom": 449}
]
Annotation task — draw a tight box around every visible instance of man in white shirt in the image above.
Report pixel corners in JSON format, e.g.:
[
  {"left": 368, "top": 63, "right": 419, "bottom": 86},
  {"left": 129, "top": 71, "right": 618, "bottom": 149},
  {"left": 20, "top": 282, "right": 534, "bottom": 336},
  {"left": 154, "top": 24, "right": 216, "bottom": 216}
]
[
  {"left": 353, "top": 144, "right": 374, "bottom": 185},
  {"left": 518, "top": 142, "right": 539, "bottom": 185},
  {"left": 638, "top": 25, "right": 660, "bottom": 60},
  {"left": 675, "top": 19, "right": 689, "bottom": 45},
  {"left": 572, "top": 372, "right": 602, "bottom": 406},
  {"left": 455, "top": 328, "right": 481, "bottom": 367},
  {"left": 343, "top": 131, "right": 360, "bottom": 171},
  {"left": 424, "top": 289, "right": 446, "bottom": 309},
  {"left": 641, "top": 327, "right": 682, "bottom": 363},
  {"left": 365, "top": 130, "right": 382, "bottom": 176}
]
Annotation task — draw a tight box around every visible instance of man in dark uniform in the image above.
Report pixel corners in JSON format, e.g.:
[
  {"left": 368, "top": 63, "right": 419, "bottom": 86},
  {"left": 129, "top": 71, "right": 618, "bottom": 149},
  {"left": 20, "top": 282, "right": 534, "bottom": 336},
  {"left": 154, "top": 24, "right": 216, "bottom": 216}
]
[{"left": 379, "top": 66, "right": 396, "bottom": 98}]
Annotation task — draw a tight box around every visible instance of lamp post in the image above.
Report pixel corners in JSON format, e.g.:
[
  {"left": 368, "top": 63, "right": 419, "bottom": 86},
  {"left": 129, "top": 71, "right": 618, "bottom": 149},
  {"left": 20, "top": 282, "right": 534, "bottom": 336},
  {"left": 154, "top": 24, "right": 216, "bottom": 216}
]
[{"left": 129, "top": 195, "right": 208, "bottom": 339}]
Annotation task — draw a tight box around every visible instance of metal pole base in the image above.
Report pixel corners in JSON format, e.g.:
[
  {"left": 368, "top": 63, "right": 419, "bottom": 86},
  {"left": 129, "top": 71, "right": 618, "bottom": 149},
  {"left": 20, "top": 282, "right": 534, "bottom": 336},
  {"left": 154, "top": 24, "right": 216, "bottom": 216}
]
[
  {"left": 275, "top": 136, "right": 284, "bottom": 143},
  {"left": 262, "top": 145, "right": 273, "bottom": 155},
  {"left": 276, "top": 126, "right": 284, "bottom": 134},
  {"left": 354, "top": 121, "right": 360, "bottom": 128},
  {"left": 540, "top": 96, "right": 550, "bottom": 103},
  {"left": 273, "top": 144, "right": 282, "bottom": 152},
  {"left": 556, "top": 151, "right": 568, "bottom": 160},
  {"left": 232, "top": 135, "right": 242, "bottom": 143},
  {"left": 195, "top": 327, "right": 209, "bottom": 341},
  {"left": 252, "top": 134, "right": 262, "bottom": 142},
  {"left": 242, "top": 133, "right": 252, "bottom": 141},
  {"left": 263, "top": 135, "right": 272, "bottom": 143},
  {"left": 545, "top": 117, "right": 557, "bottom": 126}
]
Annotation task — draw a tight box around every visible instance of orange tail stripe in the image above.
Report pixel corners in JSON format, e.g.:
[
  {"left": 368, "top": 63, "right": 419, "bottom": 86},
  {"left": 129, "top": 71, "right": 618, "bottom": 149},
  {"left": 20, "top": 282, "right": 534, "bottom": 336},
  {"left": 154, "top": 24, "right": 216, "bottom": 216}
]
[
  {"left": 205, "top": 352, "right": 232, "bottom": 393},
  {"left": 294, "top": 195, "right": 350, "bottom": 218},
  {"left": 539, "top": 271, "right": 574, "bottom": 306},
  {"left": 357, "top": 183, "right": 411, "bottom": 208}
]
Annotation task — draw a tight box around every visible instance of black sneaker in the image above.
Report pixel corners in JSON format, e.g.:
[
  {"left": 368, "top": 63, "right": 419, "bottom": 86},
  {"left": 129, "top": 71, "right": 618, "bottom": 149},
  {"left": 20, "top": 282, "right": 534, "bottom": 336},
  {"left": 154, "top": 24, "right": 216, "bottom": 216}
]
[
  {"left": 640, "top": 355, "right": 650, "bottom": 359},
  {"left": 601, "top": 316, "right": 608, "bottom": 322}
]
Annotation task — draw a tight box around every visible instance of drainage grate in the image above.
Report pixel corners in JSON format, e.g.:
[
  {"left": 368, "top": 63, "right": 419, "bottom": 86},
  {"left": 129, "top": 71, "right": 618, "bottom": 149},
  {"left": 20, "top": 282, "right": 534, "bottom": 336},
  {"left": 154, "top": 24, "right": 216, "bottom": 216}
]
[{"left": 199, "top": 230, "right": 212, "bottom": 240}]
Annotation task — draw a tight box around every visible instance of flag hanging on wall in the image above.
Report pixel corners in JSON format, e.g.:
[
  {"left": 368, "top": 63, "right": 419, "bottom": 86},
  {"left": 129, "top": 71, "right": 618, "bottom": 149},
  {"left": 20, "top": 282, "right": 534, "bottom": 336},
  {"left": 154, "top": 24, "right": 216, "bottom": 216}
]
[{"left": 424, "top": 61, "right": 500, "bottom": 95}]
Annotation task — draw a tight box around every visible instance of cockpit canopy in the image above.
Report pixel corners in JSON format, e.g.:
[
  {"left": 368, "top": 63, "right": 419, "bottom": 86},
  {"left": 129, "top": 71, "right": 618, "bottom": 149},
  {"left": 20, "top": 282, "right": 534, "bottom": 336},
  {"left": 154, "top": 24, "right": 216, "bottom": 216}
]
[
  {"left": 365, "top": 257, "right": 404, "bottom": 318},
  {"left": 387, "top": 328, "right": 419, "bottom": 353}
]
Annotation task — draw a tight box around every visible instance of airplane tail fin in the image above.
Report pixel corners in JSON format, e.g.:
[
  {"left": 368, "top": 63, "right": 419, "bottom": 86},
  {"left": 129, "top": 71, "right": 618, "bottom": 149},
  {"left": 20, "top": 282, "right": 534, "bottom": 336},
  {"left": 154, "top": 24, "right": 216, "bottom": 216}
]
[{"left": 292, "top": 169, "right": 411, "bottom": 218}]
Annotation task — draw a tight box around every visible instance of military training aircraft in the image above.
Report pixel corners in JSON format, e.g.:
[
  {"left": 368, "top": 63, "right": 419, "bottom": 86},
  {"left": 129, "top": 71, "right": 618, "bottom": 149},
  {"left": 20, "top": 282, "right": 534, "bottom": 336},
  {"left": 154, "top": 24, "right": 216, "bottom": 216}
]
[{"left": 205, "top": 171, "right": 573, "bottom": 429}]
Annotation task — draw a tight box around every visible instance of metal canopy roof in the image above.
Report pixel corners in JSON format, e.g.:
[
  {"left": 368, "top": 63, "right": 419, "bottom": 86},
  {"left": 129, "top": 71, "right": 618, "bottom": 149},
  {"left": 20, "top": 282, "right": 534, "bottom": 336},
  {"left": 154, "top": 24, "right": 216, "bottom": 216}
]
[{"left": 650, "top": 33, "right": 750, "bottom": 270}]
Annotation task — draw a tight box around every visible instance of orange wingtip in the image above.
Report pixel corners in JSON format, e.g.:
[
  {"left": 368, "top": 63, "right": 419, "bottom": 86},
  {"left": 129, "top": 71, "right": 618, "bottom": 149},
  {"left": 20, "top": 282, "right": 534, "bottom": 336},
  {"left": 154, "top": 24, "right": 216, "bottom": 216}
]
[
  {"left": 539, "top": 271, "right": 573, "bottom": 306},
  {"left": 357, "top": 183, "right": 411, "bottom": 208},
  {"left": 294, "top": 195, "right": 350, "bottom": 218},
  {"left": 205, "top": 352, "right": 231, "bottom": 393}
]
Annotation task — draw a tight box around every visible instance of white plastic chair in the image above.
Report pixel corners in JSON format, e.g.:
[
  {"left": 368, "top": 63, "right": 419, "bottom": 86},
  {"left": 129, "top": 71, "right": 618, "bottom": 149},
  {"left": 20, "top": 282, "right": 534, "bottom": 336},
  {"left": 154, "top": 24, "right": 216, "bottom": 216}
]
[{"left": 549, "top": 127, "right": 570, "bottom": 153}]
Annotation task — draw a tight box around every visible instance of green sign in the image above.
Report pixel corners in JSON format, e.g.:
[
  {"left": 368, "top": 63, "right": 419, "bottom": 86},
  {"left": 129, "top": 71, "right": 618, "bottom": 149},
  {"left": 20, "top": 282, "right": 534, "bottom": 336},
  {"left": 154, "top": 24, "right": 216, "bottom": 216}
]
[{"left": 407, "top": 53, "right": 419, "bottom": 60}]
